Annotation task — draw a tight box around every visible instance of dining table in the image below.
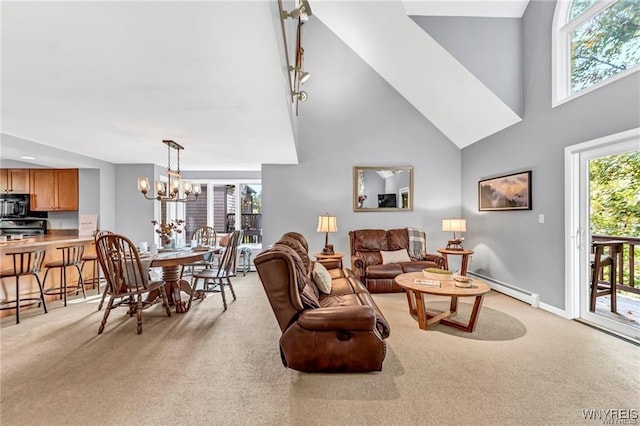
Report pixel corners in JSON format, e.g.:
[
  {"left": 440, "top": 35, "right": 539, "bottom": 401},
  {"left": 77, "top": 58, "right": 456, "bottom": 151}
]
[{"left": 146, "top": 246, "right": 220, "bottom": 313}]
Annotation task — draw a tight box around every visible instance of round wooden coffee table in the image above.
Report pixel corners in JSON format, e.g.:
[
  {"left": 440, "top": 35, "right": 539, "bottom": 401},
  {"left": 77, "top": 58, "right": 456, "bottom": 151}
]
[{"left": 395, "top": 272, "right": 491, "bottom": 332}]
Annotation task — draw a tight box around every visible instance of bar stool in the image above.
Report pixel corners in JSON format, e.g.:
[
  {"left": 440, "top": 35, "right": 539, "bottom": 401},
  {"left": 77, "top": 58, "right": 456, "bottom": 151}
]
[
  {"left": 42, "top": 245, "right": 87, "bottom": 306},
  {"left": 0, "top": 249, "right": 48, "bottom": 324},
  {"left": 80, "top": 252, "right": 101, "bottom": 293}
]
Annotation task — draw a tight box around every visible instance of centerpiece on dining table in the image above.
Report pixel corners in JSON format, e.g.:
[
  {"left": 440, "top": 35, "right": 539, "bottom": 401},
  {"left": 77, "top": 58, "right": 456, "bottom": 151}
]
[{"left": 151, "top": 219, "right": 185, "bottom": 248}]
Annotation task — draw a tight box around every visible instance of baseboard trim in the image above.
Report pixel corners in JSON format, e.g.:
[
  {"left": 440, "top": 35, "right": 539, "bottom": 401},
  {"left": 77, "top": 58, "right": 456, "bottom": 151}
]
[{"left": 468, "top": 272, "right": 540, "bottom": 307}]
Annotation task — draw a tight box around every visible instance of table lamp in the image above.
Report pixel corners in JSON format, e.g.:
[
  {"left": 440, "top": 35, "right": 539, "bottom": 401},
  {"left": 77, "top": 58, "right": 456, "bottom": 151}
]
[
  {"left": 317, "top": 213, "right": 338, "bottom": 255},
  {"left": 442, "top": 218, "right": 466, "bottom": 250}
]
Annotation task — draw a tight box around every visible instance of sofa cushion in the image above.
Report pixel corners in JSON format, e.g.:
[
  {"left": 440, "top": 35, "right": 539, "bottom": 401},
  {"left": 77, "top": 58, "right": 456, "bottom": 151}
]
[
  {"left": 360, "top": 251, "right": 383, "bottom": 267},
  {"left": 329, "top": 277, "right": 357, "bottom": 296},
  {"left": 400, "top": 260, "right": 441, "bottom": 273},
  {"left": 312, "top": 262, "right": 332, "bottom": 294},
  {"left": 353, "top": 229, "right": 389, "bottom": 252},
  {"left": 380, "top": 249, "right": 411, "bottom": 264},
  {"left": 319, "top": 293, "right": 362, "bottom": 308},
  {"left": 387, "top": 228, "right": 409, "bottom": 251},
  {"left": 367, "top": 263, "right": 403, "bottom": 278}
]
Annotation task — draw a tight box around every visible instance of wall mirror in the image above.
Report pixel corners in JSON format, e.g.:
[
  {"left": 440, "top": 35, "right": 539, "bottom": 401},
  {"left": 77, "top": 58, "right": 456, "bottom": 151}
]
[{"left": 353, "top": 166, "right": 414, "bottom": 212}]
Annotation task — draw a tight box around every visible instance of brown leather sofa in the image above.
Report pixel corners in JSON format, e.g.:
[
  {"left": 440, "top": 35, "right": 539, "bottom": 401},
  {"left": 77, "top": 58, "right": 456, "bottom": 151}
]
[
  {"left": 349, "top": 228, "right": 446, "bottom": 293},
  {"left": 254, "top": 232, "right": 390, "bottom": 373}
]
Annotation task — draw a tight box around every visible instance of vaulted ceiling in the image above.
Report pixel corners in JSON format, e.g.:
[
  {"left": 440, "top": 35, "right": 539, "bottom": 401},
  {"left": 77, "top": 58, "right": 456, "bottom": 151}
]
[{"left": 0, "top": 1, "right": 528, "bottom": 171}]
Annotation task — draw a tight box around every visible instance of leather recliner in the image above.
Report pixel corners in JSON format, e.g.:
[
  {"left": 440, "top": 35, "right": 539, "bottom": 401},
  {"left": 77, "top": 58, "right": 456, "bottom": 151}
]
[
  {"left": 349, "top": 228, "right": 446, "bottom": 293},
  {"left": 255, "top": 232, "right": 390, "bottom": 373}
]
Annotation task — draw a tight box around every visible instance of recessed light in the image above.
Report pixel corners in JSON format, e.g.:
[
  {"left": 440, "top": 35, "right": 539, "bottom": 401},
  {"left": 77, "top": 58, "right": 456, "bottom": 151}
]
[{"left": 19, "top": 156, "right": 36, "bottom": 160}]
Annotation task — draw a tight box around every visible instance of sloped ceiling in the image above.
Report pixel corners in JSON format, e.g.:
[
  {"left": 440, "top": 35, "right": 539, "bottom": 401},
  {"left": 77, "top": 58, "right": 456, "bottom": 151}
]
[
  {"left": 1, "top": 1, "right": 527, "bottom": 170},
  {"left": 313, "top": 1, "right": 522, "bottom": 148}
]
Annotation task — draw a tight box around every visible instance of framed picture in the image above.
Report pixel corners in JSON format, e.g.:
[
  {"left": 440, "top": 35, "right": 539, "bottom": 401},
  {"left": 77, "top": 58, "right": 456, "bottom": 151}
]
[{"left": 478, "top": 171, "right": 532, "bottom": 211}]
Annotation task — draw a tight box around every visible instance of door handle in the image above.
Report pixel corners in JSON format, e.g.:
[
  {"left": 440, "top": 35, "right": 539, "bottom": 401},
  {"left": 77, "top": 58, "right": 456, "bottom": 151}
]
[{"left": 576, "top": 228, "right": 586, "bottom": 251}]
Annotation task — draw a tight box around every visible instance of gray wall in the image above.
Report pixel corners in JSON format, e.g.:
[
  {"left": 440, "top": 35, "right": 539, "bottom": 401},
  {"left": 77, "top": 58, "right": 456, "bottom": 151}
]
[
  {"left": 461, "top": 0, "right": 640, "bottom": 308},
  {"left": 262, "top": 18, "right": 462, "bottom": 261},
  {"left": 411, "top": 15, "right": 523, "bottom": 117},
  {"left": 114, "top": 164, "right": 156, "bottom": 245}
]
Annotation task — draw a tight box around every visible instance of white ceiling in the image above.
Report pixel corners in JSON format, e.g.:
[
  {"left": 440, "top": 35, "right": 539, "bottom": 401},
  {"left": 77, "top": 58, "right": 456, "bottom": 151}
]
[
  {"left": 1, "top": 1, "right": 297, "bottom": 171},
  {"left": 1, "top": 0, "right": 529, "bottom": 171}
]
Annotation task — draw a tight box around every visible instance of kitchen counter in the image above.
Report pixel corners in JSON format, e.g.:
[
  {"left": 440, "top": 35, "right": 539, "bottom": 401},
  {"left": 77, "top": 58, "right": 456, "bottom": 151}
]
[
  {"left": 0, "top": 234, "right": 97, "bottom": 320},
  {"left": 0, "top": 234, "right": 94, "bottom": 251}
]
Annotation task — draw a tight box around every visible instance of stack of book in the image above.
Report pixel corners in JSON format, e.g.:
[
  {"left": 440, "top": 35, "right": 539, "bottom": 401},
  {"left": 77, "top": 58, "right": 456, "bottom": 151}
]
[{"left": 413, "top": 278, "right": 441, "bottom": 287}]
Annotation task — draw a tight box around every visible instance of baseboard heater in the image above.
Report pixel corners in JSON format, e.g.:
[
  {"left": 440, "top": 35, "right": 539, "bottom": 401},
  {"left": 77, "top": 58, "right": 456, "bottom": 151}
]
[{"left": 467, "top": 271, "right": 540, "bottom": 308}]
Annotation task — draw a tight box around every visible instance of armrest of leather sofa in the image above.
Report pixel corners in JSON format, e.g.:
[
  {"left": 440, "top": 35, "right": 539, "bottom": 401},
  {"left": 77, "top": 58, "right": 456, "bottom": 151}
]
[
  {"left": 297, "top": 306, "right": 376, "bottom": 331},
  {"left": 423, "top": 253, "right": 446, "bottom": 269},
  {"left": 350, "top": 255, "right": 366, "bottom": 279}
]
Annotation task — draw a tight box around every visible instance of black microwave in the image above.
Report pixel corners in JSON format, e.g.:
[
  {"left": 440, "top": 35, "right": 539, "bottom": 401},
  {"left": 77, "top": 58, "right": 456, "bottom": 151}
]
[{"left": 0, "top": 194, "right": 29, "bottom": 218}]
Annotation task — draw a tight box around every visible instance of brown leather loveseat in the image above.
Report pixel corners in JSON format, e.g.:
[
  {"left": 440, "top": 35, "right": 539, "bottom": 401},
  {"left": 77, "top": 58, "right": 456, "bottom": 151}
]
[
  {"left": 255, "top": 232, "right": 390, "bottom": 373},
  {"left": 349, "top": 228, "right": 446, "bottom": 293}
]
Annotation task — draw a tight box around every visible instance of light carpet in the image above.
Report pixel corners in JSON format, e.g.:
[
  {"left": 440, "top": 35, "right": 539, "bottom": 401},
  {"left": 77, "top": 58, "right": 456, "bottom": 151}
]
[{"left": 1, "top": 273, "right": 638, "bottom": 425}]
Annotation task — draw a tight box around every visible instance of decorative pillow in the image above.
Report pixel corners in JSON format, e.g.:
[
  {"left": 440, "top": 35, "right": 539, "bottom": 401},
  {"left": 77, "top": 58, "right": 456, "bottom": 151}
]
[
  {"left": 219, "top": 234, "right": 230, "bottom": 247},
  {"left": 380, "top": 249, "right": 411, "bottom": 265},
  {"left": 312, "top": 262, "right": 332, "bottom": 294}
]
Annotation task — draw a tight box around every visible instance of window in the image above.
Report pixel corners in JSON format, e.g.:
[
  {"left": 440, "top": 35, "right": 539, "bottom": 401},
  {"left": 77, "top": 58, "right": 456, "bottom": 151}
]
[
  {"left": 184, "top": 180, "right": 262, "bottom": 246},
  {"left": 553, "top": 0, "right": 640, "bottom": 106}
]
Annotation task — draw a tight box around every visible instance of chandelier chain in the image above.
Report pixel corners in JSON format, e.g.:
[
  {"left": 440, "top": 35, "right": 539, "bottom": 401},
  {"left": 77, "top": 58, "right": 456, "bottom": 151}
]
[{"left": 167, "top": 142, "right": 171, "bottom": 172}]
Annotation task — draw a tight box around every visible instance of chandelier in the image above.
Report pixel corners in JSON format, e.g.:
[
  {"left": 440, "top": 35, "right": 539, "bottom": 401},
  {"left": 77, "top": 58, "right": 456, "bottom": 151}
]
[{"left": 137, "top": 140, "right": 201, "bottom": 202}]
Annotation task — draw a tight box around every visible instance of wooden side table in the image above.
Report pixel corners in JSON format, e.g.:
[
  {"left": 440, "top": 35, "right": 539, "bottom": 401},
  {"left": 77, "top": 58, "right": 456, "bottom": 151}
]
[
  {"left": 314, "top": 252, "right": 344, "bottom": 270},
  {"left": 436, "top": 248, "right": 474, "bottom": 276}
]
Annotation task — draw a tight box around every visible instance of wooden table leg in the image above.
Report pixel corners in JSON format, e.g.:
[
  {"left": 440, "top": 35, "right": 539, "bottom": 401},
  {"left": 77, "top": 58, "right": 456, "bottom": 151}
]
[
  {"left": 460, "top": 254, "right": 469, "bottom": 276},
  {"left": 405, "top": 290, "right": 417, "bottom": 315},
  {"left": 440, "top": 294, "right": 485, "bottom": 332},
  {"left": 449, "top": 295, "right": 458, "bottom": 315},
  {"left": 160, "top": 265, "right": 194, "bottom": 314},
  {"left": 441, "top": 254, "right": 449, "bottom": 271},
  {"left": 414, "top": 291, "right": 429, "bottom": 330}
]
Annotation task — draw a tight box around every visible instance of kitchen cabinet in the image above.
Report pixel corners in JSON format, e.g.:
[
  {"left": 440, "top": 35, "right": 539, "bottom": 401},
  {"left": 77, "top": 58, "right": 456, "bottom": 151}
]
[
  {"left": 0, "top": 169, "right": 30, "bottom": 193},
  {"left": 30, "top": 169, "right": 79, "bottom": 211}
]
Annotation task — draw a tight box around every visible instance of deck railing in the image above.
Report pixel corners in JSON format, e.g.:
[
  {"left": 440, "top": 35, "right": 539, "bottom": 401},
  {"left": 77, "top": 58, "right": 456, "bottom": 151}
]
[{"left": 592, "top": 234, "right": 640, "bottom": 295}]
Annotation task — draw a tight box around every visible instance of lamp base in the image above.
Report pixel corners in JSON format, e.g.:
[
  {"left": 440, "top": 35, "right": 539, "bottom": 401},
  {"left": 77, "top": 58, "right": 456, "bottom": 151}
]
[
  {"left": 322, "top": 244, "right": 335, "bottom": 255},
  {"left": 445, "top": 239, "right": 464, "bottom": 251}
]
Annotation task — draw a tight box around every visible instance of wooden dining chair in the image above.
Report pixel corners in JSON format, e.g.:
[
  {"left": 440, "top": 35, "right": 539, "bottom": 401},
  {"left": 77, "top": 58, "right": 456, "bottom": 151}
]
[
  {"left": 590, "top": 241, "right": 622, "bottom": 313},
  {"left": 187, "top": 230, "right": 241, "bottom": 311},
  {"left": 95, "top": 233, "right": 171, "bottom": 334},
  {"left": 180, "top": 226, "right": 217, "bottom": 278},
  {"left": 91, "top": 230, "right": 115, "bottom": 311}
]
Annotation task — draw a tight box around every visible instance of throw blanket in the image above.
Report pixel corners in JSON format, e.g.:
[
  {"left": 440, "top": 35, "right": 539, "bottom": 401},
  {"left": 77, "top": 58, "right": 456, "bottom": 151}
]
[{"left": 407, "top": 227, "right": 427, "bottom": 260}]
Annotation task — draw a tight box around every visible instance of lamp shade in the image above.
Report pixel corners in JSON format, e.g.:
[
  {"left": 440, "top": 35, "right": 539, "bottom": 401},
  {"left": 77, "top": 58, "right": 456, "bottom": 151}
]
[
  {"left": 442, "top": 218, "right": 466, "bottom": 233},
  {"left": 317, "top": 215, "right": 338, "bottom": 233}
]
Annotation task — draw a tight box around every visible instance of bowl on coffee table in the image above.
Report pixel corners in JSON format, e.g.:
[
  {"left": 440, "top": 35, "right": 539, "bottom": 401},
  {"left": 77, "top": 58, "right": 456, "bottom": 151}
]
[{"left": 422, "top": 267, "right": 454, "bottom": 282}]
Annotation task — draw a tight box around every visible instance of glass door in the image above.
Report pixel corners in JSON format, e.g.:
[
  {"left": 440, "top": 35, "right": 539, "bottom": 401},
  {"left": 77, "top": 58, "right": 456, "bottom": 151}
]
[{"left": 567, "top": 130, "right": 640, "bottom": 342}]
